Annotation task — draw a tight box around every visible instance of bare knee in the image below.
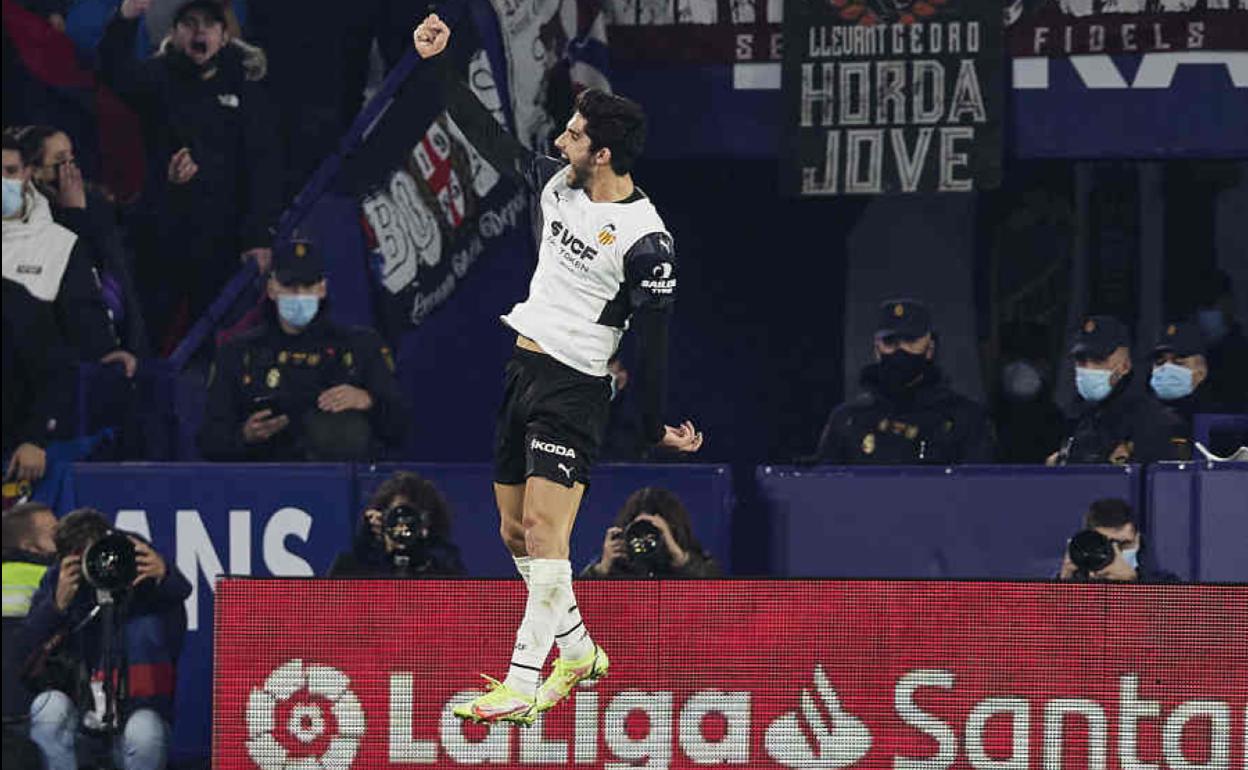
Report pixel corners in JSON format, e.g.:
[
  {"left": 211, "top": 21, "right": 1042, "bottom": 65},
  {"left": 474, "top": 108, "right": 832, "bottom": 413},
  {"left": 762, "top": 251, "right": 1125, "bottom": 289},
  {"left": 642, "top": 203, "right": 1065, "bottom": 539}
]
[
  {"left": 522, "top": 510, "right": 566, "bottom": 559},
  {"left": 500, "top": 520, "right": 527, "bottom": 556}
]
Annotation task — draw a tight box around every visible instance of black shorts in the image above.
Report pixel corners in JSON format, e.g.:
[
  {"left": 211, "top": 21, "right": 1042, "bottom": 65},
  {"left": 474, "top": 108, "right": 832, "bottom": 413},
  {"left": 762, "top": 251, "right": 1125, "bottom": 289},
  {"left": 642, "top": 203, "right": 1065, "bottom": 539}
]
[{"left": 493, "top": 347, "right": 612, "bottom": 487}]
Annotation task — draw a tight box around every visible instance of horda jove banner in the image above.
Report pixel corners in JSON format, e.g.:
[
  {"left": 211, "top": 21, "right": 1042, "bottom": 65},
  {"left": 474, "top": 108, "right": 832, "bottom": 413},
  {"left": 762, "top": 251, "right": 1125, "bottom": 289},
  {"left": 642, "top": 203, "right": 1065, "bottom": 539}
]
[{"left": 780, "top": 0, "right": 1003, "bottom": 196}]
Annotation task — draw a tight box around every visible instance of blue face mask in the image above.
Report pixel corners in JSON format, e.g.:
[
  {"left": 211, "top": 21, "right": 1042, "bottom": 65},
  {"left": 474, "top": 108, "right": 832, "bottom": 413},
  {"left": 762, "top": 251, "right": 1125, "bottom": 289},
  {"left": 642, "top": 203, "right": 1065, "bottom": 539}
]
[
  {"left": 1075, "top": 367, "right": 1114, "bottom": 403},
  {"left": 2, "top": 178, "right": 24, "bottom": 218},
  {"left": 1197, "top": 308, "right": 1227, "bottom": 343},
  {"left": 1121, "top": 547, "right": 1139, "bottom": 571},
  {"left": 277, "top": 294, "right": 319, "bottom": 328},
  {"left": 1150, "top": 362, "right": 1194, "bottom": 401}
]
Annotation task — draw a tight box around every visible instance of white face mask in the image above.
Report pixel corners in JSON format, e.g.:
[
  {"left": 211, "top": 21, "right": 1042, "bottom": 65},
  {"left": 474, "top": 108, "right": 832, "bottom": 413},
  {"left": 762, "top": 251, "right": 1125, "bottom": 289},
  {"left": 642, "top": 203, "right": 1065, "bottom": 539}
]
[{"left": 2, "top": 177, "right": 25, "bottom": 218}]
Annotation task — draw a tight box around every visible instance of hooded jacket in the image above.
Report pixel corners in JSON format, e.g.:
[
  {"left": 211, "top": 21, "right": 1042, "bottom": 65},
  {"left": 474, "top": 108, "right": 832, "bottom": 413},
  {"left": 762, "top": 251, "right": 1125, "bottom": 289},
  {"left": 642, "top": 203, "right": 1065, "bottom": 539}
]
[
  {"left": 98, "top": 12, "right": 281, "bottom": 253},
  {"left": 2, "top": 187, "right": 120, "bottom": 362}
]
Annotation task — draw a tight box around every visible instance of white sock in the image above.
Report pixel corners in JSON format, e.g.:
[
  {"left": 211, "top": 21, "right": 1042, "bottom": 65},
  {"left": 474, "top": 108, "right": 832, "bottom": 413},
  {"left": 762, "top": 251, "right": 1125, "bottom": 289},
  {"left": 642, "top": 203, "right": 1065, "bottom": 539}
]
[
  {"left": 513, "top": 555, "right": 533, "bottom": 587},
  {"left": 552, "top": 575, "right": 594, "bottom": 662},
  {"left": 503, "top": 558, "right": 568, "bottom": 696}
]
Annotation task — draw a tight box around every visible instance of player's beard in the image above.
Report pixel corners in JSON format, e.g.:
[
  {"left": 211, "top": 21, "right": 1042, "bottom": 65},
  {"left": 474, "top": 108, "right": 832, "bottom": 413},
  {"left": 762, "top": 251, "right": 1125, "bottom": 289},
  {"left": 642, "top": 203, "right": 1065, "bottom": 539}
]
[{"left": 566, "top": 156, "right": 591, "bottom": 190}]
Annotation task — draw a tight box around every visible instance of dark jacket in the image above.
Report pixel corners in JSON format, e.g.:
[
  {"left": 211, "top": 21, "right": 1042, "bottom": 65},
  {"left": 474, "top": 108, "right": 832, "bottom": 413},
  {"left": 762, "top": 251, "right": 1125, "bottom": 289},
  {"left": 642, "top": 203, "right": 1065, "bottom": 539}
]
[
  {"left": 98, "top": 14, "right": 281, "bottom": 292},
  {"left": 57, "top": 239, "right": 119, "bottom": 362},
  {"left": 16, "top": 554, "right": 191, "bottom": 723},
  {"left": 581, "top": 548, "right": 721, "bottom": 579},
  {"left": 197, "top": 310, "right": 409, "bottom": 461},
  {"left": 815, "top": 364, "right": 995, "bottom": 464},
  {"left": 51, "top": 188, "right": 150, "bottom": 356},
  {"left": 2, "top": 280, "right": 78, "bottom": 456},
  {"left": 1061, "top": 376, "right": 1190, "bottom": 465},
  {"left": 327, "top": 519, "right": 466, "bottom": 578}
]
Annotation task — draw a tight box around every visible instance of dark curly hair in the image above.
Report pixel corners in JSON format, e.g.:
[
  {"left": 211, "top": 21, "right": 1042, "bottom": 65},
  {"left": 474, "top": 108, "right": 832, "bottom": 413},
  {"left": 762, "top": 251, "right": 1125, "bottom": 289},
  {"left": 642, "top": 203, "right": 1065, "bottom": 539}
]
[
  {"left": 611, "top": 487, "right": 701, "bottom": 553},
  {"left": 366, "top": 472, "right": 453, "bottom": 537},
  {"left": 574, "top": 89, "right": 646, "bottom": 176},
  {"left": 53, "top": 508, "right": 112, "bottom": 559}
]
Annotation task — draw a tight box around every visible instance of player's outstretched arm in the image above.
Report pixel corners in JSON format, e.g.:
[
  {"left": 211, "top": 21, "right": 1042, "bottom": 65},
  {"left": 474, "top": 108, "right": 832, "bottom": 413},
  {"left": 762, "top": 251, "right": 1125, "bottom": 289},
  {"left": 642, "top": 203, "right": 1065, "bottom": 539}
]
[{"left": 413, "top": 13, "right": 555, "bottom": 191}]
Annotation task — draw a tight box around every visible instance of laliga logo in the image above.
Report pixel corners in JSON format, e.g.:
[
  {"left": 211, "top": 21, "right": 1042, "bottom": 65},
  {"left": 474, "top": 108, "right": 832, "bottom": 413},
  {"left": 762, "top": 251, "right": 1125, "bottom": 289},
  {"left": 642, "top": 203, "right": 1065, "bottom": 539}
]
[
  {"left": 765, "top": 664, "right": 872, "bottom": 769},
  {"left": 247, "top": 659, "right": 366, "bottom": 770}
]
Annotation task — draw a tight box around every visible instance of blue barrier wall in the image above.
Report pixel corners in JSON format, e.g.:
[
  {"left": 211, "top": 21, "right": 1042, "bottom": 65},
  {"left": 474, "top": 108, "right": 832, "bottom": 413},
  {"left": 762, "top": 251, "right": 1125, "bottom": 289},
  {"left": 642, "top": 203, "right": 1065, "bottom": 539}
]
[
  {"left": 358, "top": 463, "right": 734, "bottom": 577},
  {"left": 757, "top": 465, "right": 1144, "bottom": 579},
  {"left": 1146, "top": 462, "right": 1248, "bottom": 583},
  {"left": 35, "top": 460, "right": 1244, "bottom": 759}
]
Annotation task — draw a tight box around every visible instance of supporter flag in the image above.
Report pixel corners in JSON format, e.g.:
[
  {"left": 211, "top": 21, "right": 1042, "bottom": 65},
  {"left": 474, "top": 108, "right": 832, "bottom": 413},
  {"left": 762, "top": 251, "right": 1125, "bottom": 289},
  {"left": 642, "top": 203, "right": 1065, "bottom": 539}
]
[
  {"left": 489, "top": 0, "right": 613, "bottom": 151},
  {"left": 1007, "top": 0, "right": 1248, "bottom": 158},
  {"left": 274, "top": 0, "right": 535, "bottom": 459},
  {"left": 2, "top": 0, "right": 145, "bottom": 201}
]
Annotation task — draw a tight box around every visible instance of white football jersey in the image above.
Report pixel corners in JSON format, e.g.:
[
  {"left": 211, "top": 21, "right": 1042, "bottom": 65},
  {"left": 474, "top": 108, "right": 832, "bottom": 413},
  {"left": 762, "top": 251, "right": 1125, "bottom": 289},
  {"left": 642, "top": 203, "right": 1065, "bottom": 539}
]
[{"left": 502, "top": 164, "right": 673, "bottom": 377}]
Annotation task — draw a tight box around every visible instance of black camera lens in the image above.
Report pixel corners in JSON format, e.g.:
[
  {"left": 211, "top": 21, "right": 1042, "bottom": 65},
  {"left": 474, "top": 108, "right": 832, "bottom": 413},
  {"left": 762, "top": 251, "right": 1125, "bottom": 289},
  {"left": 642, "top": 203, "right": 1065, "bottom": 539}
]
[
  {"left": 384, "top": 504, "right": 432, "bottom": 550},
  {"left": 1068, "top": 529, "right": 1116, "bottom": 574},
  {"left": 624, "top": 519, "right": 662, "bottom": 557},
  {"left": 82, "top": 532, "right": 137, "bottom": 593}
]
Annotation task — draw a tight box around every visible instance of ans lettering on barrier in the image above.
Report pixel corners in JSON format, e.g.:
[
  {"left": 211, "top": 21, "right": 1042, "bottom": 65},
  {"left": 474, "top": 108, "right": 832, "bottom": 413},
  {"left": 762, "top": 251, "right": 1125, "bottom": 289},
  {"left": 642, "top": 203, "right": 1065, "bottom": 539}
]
[{"left": 113, "top": 507, "right": 314, "bottom": 631}]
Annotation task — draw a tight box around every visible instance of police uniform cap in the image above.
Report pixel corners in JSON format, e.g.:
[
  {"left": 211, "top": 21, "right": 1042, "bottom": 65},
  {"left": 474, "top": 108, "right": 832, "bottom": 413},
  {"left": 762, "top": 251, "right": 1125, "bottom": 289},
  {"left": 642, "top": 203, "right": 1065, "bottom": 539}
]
[
  {"left": 273, "top": 238, "right": 325, "bottom": 286},
  {"left": 1152, "top": 321, "right": 1205, "bottom": 358},
  {"left": 1069, "top": 315, "right": 1130, "bottom": 360},
  {"left": 875, "top": 298, "right": 932, "bottom": 341}
]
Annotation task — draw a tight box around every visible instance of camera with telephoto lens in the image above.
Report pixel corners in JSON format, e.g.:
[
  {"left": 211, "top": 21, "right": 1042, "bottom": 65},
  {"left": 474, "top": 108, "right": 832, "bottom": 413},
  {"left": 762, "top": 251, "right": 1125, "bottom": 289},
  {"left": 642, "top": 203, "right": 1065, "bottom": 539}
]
[
  {"left": 82, "top": 531, "right": 138, "bottom": 594},
  {"left": 384, "top": 504, "right": 434, "bottom": 572},
  {"left": 621, "top": 518, "right": 668, "bottom": 575},
  {"left": 1067, "top": 529, "right": 1115, "bottom": 579}
]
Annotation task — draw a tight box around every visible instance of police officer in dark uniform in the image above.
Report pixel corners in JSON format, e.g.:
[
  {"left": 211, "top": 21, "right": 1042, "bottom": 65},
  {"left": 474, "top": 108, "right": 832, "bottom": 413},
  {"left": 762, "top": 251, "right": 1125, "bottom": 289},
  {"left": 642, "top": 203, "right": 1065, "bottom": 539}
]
[
  {"left": 197, "top": 239, "right": 408, "bottom": 461},
  {"left": 812, "top": 299, "right": 994, "bottom": 464},
  {"left": 1148, "top": 321, "right": 1213, "bottom": 415},
  {"left": 1048, "top": 315, "right": 1189, "bottom": 466}
]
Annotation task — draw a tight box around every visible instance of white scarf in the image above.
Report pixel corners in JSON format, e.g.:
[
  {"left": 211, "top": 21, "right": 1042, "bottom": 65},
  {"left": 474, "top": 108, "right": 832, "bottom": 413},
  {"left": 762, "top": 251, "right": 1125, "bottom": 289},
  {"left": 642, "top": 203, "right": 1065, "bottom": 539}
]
[{"left": 2, "top": 186, "right": 78, "bottom": 302}]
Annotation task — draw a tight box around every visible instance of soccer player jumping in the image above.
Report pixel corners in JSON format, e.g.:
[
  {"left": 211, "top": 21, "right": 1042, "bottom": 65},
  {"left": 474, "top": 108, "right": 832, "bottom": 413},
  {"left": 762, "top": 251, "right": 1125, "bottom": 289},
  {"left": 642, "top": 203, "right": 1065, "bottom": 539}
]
[{"left": 414, "top": 14, "right": 704, "bottom": 725}]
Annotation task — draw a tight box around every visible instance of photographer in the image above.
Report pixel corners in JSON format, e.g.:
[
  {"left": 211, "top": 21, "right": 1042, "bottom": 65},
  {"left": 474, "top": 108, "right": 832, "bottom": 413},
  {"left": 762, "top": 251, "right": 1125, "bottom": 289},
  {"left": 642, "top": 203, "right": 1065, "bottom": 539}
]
[
  {"left": 584, "top": 488, "right": 721, "bottom": 578},
  {"left": 1058, "top": 498, "right": 1179, "bottom": 583},
  {"left": 327, "top": 472, "right": 466, "bottom": 578},
  {"left": 18, "top": 508, "right": 190, "bottom": 769}
]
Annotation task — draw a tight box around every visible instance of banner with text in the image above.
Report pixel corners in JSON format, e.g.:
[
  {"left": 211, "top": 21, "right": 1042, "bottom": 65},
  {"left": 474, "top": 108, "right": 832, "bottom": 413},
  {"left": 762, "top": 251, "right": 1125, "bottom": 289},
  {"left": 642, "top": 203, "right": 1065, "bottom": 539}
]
[
  {"left": 1007, "top": 1, "right": 1248, "bottom": 158},
  {"left": 215, "top": 580, "right": 1247, "bottom": 769},
  {"left": 351, "top": 51, "right": 529, "bottom": 334},
  {"left": 780, "top": 1, "right": 1003, "bottom": 196}
]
